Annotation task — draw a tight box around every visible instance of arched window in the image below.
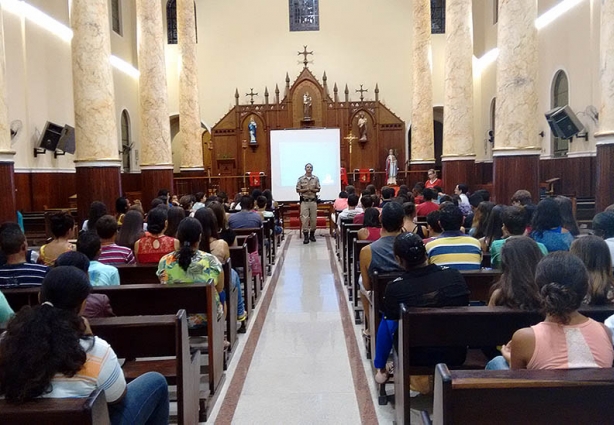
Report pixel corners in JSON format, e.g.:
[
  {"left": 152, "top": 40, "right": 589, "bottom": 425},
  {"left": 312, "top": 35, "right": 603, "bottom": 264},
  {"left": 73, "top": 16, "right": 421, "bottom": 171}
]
[
  {"left": 552, "top": 70, "right": 569, "bottom": 157},
  {"left": 111, "top": 0, "right": 122, "bottom": 35},
  {"left": 167, "top": 1, "right": 198, "bottom": 44},
  {"left": 120, "top": 110, "right": 131, "bottom": 173},
  {"left": 431, "top": 0, "right": 446, "bottom": 34}
]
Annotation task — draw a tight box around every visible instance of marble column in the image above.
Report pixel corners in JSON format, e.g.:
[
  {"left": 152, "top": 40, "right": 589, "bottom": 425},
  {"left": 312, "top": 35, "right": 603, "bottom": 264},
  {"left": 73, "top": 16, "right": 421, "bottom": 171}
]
[
  {"left": 492, "top": 0, "right": 540, "bottom": 204},
  {"left": 441, "top": 0, "right": 475, "bottom": 195},
  {"left": 0, "top": 9, "right": 16, "bottom": 222},
  {"left": 136, "top": 0, "right": 174, "bottom": 208},
  {"left": 71, "top": 0, "right": 122, "bottom": 222},
  {"left": 410, "top": 0, "right": 435, "bottom": 174},
  {"left": 595, "top": 0, "right": 614, "bottom": 211},
  {"left": 178, "top": 0, "right": 204, "bottom": 171}
]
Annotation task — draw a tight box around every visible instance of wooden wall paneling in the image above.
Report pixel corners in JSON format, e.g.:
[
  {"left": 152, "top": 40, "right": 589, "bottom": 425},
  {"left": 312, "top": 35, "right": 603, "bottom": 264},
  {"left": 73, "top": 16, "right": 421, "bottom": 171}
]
[
  {"left": 441, "top": 160, "right": 476, "bottom": 195},
  {"left": 540, "top": 157, "right": 595, "bottom": 198},
  {"left": 120, "top": 173, "right": 142, "bottom": 194},
  {"left": 240, "top": 113, "right": 268, "bottom": 178},
  {"left": 141, "top": 169, "right": 173, "bottom": 208},
  {"left": 14, "top": 173, "right": 32, "bottom": 212},
  {"left": 596, "top": 144, "right": 614, "bottom": 211},
  {"left": 31, "top": 173, "right": 77, "bottom": 211},
  {"left": 75, "top": 167, "right": 122, "bottom": 223},
  {"left": 0, "top": 162, "right": 17, "bottom": 222},
  {"left": 493, "top": 155, "right": 540, "bottom": 205}
]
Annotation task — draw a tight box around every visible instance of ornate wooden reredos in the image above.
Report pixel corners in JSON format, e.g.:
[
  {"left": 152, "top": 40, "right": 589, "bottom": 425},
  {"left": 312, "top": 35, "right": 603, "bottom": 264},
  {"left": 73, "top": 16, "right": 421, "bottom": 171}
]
[{"left": 210, "top": 55, "right": 405, "bottom": 183}]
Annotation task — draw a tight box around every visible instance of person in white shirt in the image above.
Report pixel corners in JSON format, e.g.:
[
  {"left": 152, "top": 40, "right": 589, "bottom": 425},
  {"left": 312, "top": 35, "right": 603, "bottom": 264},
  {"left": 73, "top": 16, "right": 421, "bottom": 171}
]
[
  {"left": 592, "top": 211, "right": 614, "bottom": 266},
  {"left": 337, "top": 194, "right": 363, "bottom": 225}
]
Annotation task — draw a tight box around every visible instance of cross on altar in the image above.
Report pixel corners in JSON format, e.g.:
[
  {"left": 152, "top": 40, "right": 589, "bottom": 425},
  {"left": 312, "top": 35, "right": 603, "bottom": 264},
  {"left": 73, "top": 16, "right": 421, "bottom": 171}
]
[
  {"left": 344, "top": 132, "right": 358, "bottom": 155},
  {"left": 298, "top": 45, "right": 314, "bottom": 68},
  {"left": 245, "top": 88, "right": 258, "bottom": 105},
  {"left": 356, "top": 85, "right": 368, "bottom": 102}
]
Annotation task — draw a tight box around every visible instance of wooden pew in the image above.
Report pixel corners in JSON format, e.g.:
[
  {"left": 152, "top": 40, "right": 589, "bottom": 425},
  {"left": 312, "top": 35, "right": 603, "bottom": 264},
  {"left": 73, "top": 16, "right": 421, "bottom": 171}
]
[
  {"left": 425, "top": 364, "right": 614, "bottom": 425},
  {"left": 221, "top": 258, "right": 239, "bottom": 354},
  {"left": 264, "top": 216, "right": 277, "bottom": 265},
  {"left": 234, "top": 226, "right": 268, "bottom": 278},
  {"left": 234, "top": 233, "right": 258, "bottom": 310},
  {"left": 352, "top": 239, "right": 372, "bottom": 323},
  {"left": 116, "top": 263, "right": 159, "bottom": 284},
  {"left": 341, "top": 221, "right": 361, "bottom": 285},
  {"left": 0, "top": 388, "right": 109, "bottom": 425},
  {"left": 336, "top": 217, "right": 353, "bottom": 260},
  {"left": 394, "top": 303, "right": 614, "bottom": 424},
  {"left": 89, "top": 310, "right": 202, "bottom": 424}
]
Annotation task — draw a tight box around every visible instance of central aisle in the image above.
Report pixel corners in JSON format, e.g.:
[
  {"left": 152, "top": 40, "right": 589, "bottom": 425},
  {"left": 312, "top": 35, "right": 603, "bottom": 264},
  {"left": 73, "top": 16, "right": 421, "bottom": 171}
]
[{"left": 231, "top": 237, "right": 362, "bottom": 424}]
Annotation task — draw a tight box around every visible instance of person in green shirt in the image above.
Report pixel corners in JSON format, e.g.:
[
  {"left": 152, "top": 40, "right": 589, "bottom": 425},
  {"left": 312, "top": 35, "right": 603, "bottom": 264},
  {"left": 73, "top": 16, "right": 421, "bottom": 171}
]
[{"left": 0, "top": 290, "right": 14, "bottom": 324}]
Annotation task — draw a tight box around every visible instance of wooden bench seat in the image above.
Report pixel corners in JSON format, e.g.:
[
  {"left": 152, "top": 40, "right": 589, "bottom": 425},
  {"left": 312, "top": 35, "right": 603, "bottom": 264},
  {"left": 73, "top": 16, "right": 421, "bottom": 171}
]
[
  {"left": 116, "top": 263, "right": 159, "bottom": 284},
  {"left": 0, "top": 388, "right": 109, "bottom": 425},
  {"left": 233, "top": 233, "right": 257, "bottom": 312},
  {"left": 424, "top": 364, "right": 614, "bottom": 425}
]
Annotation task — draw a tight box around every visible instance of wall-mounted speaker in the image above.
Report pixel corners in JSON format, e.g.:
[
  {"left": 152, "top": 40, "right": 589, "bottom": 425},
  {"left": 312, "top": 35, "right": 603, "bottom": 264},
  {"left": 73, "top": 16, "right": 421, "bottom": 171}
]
[
  {"left": 37, "top": 121, "right": 64, "bottom": 151},
  {"left": 57, "top": 125, "right": 76, "bottom": 154},
  {"left": 544, "top": 105, "right": 585, "bottom": 139}
]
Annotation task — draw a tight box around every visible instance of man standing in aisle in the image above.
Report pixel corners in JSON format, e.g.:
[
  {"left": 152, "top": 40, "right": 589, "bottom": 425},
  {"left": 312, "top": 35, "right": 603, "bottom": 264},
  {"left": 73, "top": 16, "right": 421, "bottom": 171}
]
[{"left": 296, "top": 163, "right": 321, "bottom": 244}]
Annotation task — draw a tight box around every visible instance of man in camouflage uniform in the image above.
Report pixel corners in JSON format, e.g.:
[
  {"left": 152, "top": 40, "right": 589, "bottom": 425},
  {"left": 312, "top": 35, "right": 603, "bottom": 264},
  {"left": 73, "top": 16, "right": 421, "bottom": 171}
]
[{"left": 296, "top": 163, "right": 321, "bottom": 244}]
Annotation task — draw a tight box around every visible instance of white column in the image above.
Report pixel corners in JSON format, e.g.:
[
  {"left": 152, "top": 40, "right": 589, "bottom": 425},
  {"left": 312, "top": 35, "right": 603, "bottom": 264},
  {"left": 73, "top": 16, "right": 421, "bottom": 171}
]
[{"left": 595, "top": 0, "right": 614, "bottom": 144}]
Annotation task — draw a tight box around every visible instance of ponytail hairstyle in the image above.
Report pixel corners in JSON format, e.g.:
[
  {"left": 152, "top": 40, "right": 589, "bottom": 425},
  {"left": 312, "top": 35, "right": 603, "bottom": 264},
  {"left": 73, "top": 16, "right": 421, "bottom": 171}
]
[
  {"left": 176, "top": 217, "right": 202, "bottom": 272},
  {"left": 393, "top": 232, "right": 427, "bottom": 269},
  {"left": 0, "top": 266, "right": 92, "bottom": 402},
  {"left": 535, "top": 252, "right": 588, "bottom": 324},
  {"left": 570, "top": 236, "right": 614, "bottom": 305}
]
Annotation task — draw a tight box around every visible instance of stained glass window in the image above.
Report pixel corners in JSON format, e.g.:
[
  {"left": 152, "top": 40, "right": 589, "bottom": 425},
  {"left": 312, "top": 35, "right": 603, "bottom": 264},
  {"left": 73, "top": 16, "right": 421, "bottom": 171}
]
[{"left": 289, "top": 0, "right": 320, "bottom": 32}]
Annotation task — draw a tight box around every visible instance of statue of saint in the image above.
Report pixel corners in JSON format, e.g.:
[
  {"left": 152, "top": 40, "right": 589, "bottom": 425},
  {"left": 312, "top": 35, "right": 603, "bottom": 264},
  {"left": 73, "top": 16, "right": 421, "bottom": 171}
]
[
  {"left": 357, "top": 112, "right": 368, "bottom": 141},
  {"left": 386, "top": 149, "right": 398, "bottom": 185},
  {"left": 303, "top": 92, "right": 312, "bottom": 119},
  {"left": 248, "top": 117, "right": 257, "bottom": 144}
]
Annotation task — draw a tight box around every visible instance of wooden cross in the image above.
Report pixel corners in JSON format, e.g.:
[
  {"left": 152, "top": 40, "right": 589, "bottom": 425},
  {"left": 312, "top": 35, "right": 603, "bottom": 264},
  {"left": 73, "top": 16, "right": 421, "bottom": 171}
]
[
  {"left": 356, "top": 85, "right": 368, "bottom": 102},
  {"left": 298, "top": 45, "right": 314, "bottom": 68},
  {"left": 344, "top": 132, "right": 358, "bottom": 155},
  {"left": 245, "top": 88, "right": 258, "bottom": 105}
]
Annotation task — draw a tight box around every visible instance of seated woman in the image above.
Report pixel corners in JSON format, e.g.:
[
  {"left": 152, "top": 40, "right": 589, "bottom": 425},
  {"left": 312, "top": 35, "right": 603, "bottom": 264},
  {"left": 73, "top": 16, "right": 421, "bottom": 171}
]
[
  {"left": 530, "top": 198, "right": 574, "bottom": 252},
  {"left": 134, "top": 207, "right": 179, "bottom": 264},
  {"left": 164, "top": 206, "right": 185, "bottom": 238},
  {"left": 570, "top": 236, "right": 614, "bottom": 305},
  {"left": 157, "top": 218, "right": 225, "bottom": 327},
  {"left": 209, "top": 201, "right": 237, "bottom": 247},
  {"left": 0, "top": 266, "right": 169, "bottom": 424},
  {"left": 374, "top": 233, "right": 469, "bottom": 389},
  {"left": 115, "top": 197, "right": 130, "bottom": 227},
  {"left": 488, "top": 236, "right": 543, "bottom": 310},
  {"left": 82, "top": 201, "right": 107, "bottom": 233},
  {"left": 357, "top": 207, "right": 381, "bottom": 241},
  {"left": 195, "top": 207, "right": 246, "bottom": 322},
  {"left": 115, "top": 210, "right": 145, "bottom": 251},
  {"left": 480, "top": 204, "right": 505, "bottom": 254},
  {"left": 401, "top": 202, "right": 426, "bottom": 238},
  {"left": 487, "top": 252, "right": 614, "bottom": 370},
  {"left": 38, "top": 211, "right": 75, "bottom": 266}
]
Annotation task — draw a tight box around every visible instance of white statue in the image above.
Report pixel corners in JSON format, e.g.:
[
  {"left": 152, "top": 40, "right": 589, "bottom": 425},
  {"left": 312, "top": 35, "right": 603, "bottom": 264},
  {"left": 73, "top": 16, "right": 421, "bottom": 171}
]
[
  {"left": 357, "top": 112, "right": 368, "bottom": 141},
  {"left": 248, "top": 117, "right": 257, "bottom": 144},
  {"left": 386, "top": 149, "right": 398, "bottom": 185},
  {"left": 303, "top": 92, "right": 312, "bottom": 119}
]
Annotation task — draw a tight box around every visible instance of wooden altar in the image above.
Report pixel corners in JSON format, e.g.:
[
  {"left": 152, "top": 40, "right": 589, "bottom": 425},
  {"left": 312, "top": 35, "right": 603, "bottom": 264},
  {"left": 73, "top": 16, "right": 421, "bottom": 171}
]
[{"left": 209, "top": 65, "right": 406, "bottom": 194}]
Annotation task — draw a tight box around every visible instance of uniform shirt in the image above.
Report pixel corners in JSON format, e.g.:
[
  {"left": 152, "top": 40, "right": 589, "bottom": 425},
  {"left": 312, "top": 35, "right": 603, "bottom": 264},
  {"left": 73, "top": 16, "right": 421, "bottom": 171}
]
[
  {"left": 296, "top": 174, "right": 321, "bottom": 201},
  {"left": 88, "top": 261, "right": 120, "bottom": 286},
  {"left": 425, "top": 231, "right": 482, "bottom": 270},
  {"left": 44, "top": 336, "right": 126, "bottom": 403},
  {"left": 0, "top": 262, "right": 49, "bottom": 288},
  {"left": 99, "top": 243, "right": 135, "bottom": 265}
]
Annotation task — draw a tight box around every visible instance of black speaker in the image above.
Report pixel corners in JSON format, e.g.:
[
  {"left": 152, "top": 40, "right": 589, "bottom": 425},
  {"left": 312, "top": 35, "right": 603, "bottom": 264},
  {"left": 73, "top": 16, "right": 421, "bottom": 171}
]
[
  {"left": 545, "top": 105, "right": 585, "bottom": 139},
  {"left": 38, "top": 121, "right": 64, "bottom": 151},
  {"left": 57, "top": 125, "right": 76, "bottom": 154}
]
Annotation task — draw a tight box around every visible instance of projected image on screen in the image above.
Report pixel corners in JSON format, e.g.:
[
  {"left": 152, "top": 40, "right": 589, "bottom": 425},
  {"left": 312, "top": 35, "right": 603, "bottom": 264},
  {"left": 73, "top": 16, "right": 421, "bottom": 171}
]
[{"left": 270, "top": 129, "right": 341, "bottom": 201}]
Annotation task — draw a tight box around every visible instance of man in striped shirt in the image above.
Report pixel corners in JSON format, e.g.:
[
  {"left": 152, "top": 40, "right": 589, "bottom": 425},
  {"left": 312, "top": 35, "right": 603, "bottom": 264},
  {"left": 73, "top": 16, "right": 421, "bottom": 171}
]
[
  {"left": 0, "top": 224, "right": 48, "bottom": 287},
  {"left": 425, "top": 203, "right": 482, "bottom": 270},
  {"left": 96, "top": 215, "right": 136, "bottom": 265}
]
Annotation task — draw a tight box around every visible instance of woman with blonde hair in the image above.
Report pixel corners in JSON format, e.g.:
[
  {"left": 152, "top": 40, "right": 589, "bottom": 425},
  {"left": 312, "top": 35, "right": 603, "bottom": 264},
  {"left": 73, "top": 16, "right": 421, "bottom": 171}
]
[{"left": 570, "top": 236, "right": 614, "bottom": 305}]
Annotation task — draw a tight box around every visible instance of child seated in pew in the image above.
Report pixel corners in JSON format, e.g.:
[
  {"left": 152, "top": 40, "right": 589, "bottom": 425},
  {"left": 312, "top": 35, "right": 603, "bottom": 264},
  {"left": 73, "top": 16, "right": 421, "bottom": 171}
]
[
  {"left": 486, "top": 252, "right": 614, "bottom": 370},
  {"left": 374, "top": 233, "right": 470, "bottom": 390},
  {"left": 0, "top": 266, "right": 169, "bottom": 425},
  {"left": 157, "top": 217, "right": 225, "bottom": 327}
]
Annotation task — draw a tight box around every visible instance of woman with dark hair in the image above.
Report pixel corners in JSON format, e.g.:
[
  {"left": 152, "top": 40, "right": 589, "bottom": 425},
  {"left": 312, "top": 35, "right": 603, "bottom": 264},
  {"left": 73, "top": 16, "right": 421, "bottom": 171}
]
[
  {"left": 0, "top": 266, "right": 169, "bottom": 423},
  {"left": 38, "top": 211, "right": 75, "bottom": 266},
  {"left": 333, "top": 191, "right": 349, "bottom": 212},
  {"left": 230, "top": 193, "right": 243, "bottom": 211},
  {"left": 401, "top": 202, "right": 426, "bottom": 238},
  {"left": 209, "top": 201, "right": 237, "bottom": 247},
  {"left": 82, "top": 201, "right": 107, "bottom": 232},
  {"left": 470, "top": 201, "right": 495, "bottom": 239},
  {"left": 488, "top": 252, "right": 613, "bottom": 370},
  {"left": 164, "top": 206, "right": 185, "bottom": 238},
  {"left": 192, "top": 192, "right": 206, "bottom": 213},
  {"left": 480, "top": 204, "right": 505, "bottom": 253},
  {"left": 554, "top": 196, "right": 580, "bottom": 236},
  {"left": 357, "top": 207, "right": 381, "bottom": 241},
  {"left": 134, "top": 207, "right": 179, "bottom": 263},
  {"left": 592, "top": 211, "right": 614, "bottom": 264},
  {"left": 530, "top": 198, "right": 574, "bottom": 252},
  {"left": 374, "top": 233, "right": 469, "bottom": 389},
  {"left": 157, "top": 218, "right": 225, "bottom": 327},
  {"left": 116, "top": 210, "right": 145, "bottom": 251},
  {"left": 488, "top": 237, "right": 543, "bottom": 311},
  {"left": 262, "top": 189, "right": 277, "bottom": 210},
  {"left": 570, "top": 236, "right": 614, "bottom": 305},
  {"left": 115, "top": 197, "right": 130, "bottom": 226}
]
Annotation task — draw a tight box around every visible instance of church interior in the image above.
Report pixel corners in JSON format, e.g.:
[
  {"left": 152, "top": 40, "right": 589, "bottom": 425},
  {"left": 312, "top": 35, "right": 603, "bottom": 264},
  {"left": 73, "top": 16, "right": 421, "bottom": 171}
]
[{"left": 1, "top": 0, "right": 614, "bottom": 424}]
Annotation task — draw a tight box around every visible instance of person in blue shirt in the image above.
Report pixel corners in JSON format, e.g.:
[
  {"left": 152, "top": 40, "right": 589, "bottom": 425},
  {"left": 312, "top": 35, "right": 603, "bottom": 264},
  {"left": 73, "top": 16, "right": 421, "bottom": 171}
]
[{"left": 76, "top": 231, "right": 119, "bottom": 286}]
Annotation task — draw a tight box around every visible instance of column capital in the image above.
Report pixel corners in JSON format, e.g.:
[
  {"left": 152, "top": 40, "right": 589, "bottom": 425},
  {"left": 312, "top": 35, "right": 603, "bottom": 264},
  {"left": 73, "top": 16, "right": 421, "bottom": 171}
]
[
  {"left": 0, "top": 150, "right": 15, "bottom": 162},
  {"left": 492, "top": 147, "right": 541, "bottom": 157},
  {"left": 410, "top": 159, "right": 436, "bottom": 165},
  {"left": 595, "top": 131, "right": 614, "bottom": 146},
  {"left": 441, "top": 154, "right": 475, "bottom": 162},
  {"left": 140, "top": 164, "right": 174, "bottom": 170},
  {"left": 74, "top": 159, "right": 122, "bottom": 168}
]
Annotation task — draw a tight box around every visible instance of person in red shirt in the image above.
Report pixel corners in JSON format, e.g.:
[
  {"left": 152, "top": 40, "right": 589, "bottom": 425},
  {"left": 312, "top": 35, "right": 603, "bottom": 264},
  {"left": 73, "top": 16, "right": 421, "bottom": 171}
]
[
  {"left": 416, "top": 188, "right": 439, "bottom": 217},
  {"left": 425, "top": 169, "right": 443, "bottom": 189}
]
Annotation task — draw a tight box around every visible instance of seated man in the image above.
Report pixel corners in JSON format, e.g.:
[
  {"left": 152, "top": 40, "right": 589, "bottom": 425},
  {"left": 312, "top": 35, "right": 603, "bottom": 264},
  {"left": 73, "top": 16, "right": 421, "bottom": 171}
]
[
  {"left": 416, "top": 188, "right": 439, "bottom": 217},
  {"left": 228, "top": 196, "right": 263, "bottom": 229},
  {"left": 77, "top": 231, "right": 120, "bottom": 286},
  {"left": 425, "top": 204, "right": 482, "bottom": 270},
  {"left": 0, "top": 224, "right": 48, "bottom": 287},
  {"left": 490, "top": 206, "right": 548, "bottom": 269},
  {"left": 96, "top": 215, "right": 136, "bottom": 265},
  {"left": 380, "top": 186, "right": 395, "bottom": 207},
  {"left": 0, "top": 222, "right": 39, "bottom": 265},
  {"left": 337, "top": 194, "right": 363, "bottom": 225},
  {"left": 255, "top": 195, "right": 275, "bottom": 219},
  {"left": 353, "top": 190, "right": 374, "bottom": 225}
]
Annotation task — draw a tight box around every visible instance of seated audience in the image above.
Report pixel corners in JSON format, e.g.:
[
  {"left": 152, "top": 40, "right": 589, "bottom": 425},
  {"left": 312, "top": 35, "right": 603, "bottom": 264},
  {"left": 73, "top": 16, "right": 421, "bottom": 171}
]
[
  {"left": 134, "top": 207, "right": 180, "bottom": 264},
  {"left": 0, "top": 222, "right": 39, "bottom": 265},
  {"left": 412, "top": 182, "right": 425, "bottom": 204},
  {"left": 209, "top": 201, "right": 237, "bottom": 246},
  {"left": 0, "top": 289, "right": 12, "bottom": 323},
  {"left": 164, "top": 206, "right": 185, "bottom": 237},
  {"left": 0, "top": 225, "right": 48, "bottom": 287},
  {"left": 416, "top": 188, "right": 439, "bottom": 217},
  {"left": 590, "top": 211, "right": 614, "bottom": 265},
  {"left": 488, "top": 252, "right": 614, "bottom": 370},
  {"left": 115, "top": 210, "right": 145, "bottom": 251},
  {"left": 261, "top": 189, "right": 277, "bottom": 210},
  {"left": 0, "top": 266, "right": 169, "bottom": 424},
  {"left": 192, "top": 192, "right": 206, "bottom": 212},
  {"left": 570, "top": 236, "right": 614, "bottom": 305},
  {"left": 402, "top": 202, "right": 426, "bottom": 238},
  {"left": 230, "top": 193, "right": 243, "bottom": 211},
  {"left": 129, "top": 200, "right": 145, "bottom": 217},
  {"left": 115, "top": 197, "right": 129, "bottom": 226},
  {"left": 77, "top": 231, "right": 119, "bottom": 286},
  {"left": 554, "top": 196, "right": 580, "bottom": 237},
  {"left": 38, "top": 211, "right": 75, "bottom": 266},
  {"left": 179, "top": 195, "right": 193, "bottom": 216},
  {"left": 488, "top": 237, "right": 543, "bottom": 310},
  {"left": 424, "top": 169, "right": 443, "bottom": 189},
  {"left": 255, "top": 196, "right": 274, "bottom": 219},
  {"left": 337, "top": 194, "right": 363, "bottom": 224},
  {"left": 157, "top": 218, "right": 224, "bottom": 327},
  {"left": 490, "top": 206, "right": 548, "bottom": 269},
  {"left": 380, "top": 187, "right": 395, "bottom": 207},
  {"left": 366, "top": 184, "right": 377, "bottom": 196},
  {"left": 422, "top": 211, "right": 442, "bottom": 244},
  {"left": 480, "top": 204, "right": 505, "bottom": 254},
  {"left": 511, "top": 189, "right": 533, "bottom": 207},
  {"left": 469, "top": 201, "right": 494, "bottom": 239},
  {"left": 425, "top": 204, "right": 482, "bottom": 270},
  {"left": 228, "top": 196, "right": 263, "bottom": 229},
  {"left": 333, "top": 191, "right": 349, "bottom": 212},
  {"left": 357, "top": 208, "right": 381, "bottom": 241},
  {"left": 530, "top": 198, "right": 574, "bottom": 252},
  {"left": 375, "top": 233, "right": 469, "bottom": 387},
  {"left": 96, "top": 215, "right": 135, "bottom": 265},
  {"left": 454, "top": 183, "right": 470, "bottom": 205},
  {"left": 82, "top": 201, "right": 107, "bottom": 232},
  {"left": 352, "top": 190, "right": 374, "bottom": 225}
]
